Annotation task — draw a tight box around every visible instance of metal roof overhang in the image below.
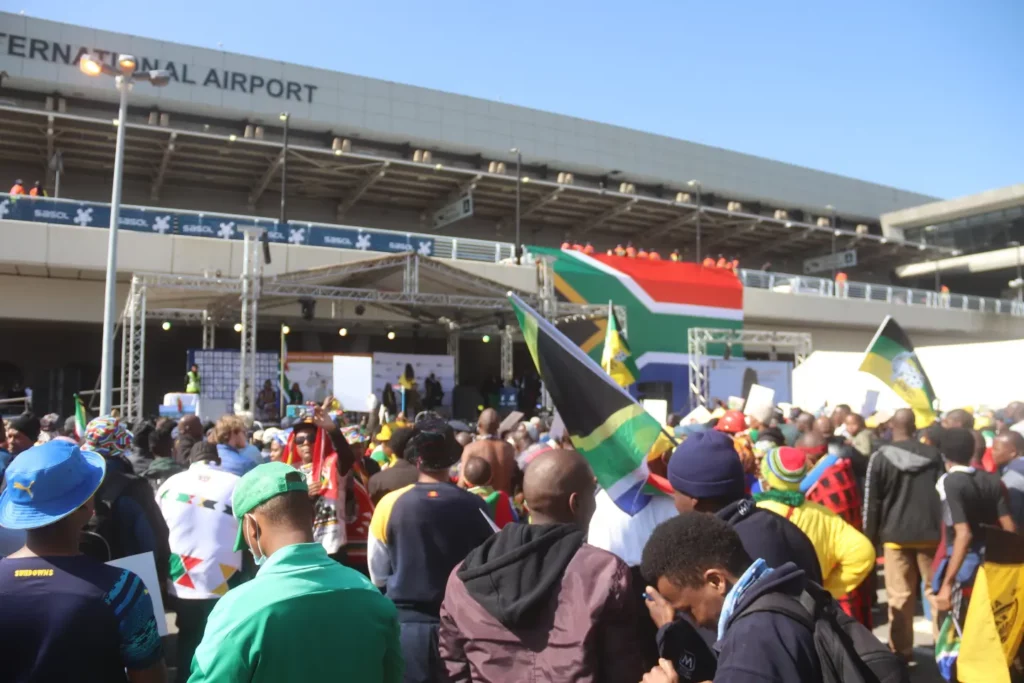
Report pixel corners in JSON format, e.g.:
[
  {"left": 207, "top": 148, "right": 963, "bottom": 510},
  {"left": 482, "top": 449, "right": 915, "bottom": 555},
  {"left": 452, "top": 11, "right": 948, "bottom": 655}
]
[
  {"left": 0, "top": 103, "right": 954, "bottom": 268},
  {"left": 136, "top": 252, "right": 602, "bottom": 333}
]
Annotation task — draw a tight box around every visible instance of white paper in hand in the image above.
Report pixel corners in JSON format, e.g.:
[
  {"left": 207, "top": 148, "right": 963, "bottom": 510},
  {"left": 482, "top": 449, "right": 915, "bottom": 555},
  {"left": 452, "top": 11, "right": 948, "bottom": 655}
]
[{"left": 107, "top": 551, "right": 168, "bottom": 636}]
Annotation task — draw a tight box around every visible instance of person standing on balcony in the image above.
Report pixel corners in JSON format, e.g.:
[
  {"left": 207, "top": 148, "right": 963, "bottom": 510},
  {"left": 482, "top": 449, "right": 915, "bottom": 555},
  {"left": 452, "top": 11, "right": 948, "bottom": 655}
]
[
  {"left": 835, "top": 271, "right": 848, "bottom": 297},
  {"left": 9, "top": 179, "right": 24, "bottom": 195},
  {"left": 29, "top": 181, "right": 46, "bottom": 197}
]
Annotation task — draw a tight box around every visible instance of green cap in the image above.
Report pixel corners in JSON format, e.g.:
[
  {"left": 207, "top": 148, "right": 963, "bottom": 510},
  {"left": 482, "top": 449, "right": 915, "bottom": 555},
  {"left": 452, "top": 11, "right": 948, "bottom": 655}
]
[{"left": 231, "top": 462, "right": 308, "bottom": 551}]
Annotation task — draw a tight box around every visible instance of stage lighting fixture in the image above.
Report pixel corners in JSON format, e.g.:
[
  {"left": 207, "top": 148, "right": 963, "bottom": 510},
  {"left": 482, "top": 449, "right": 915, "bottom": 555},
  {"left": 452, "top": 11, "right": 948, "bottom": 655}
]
[{"left": 355, "top": 304, "right": 366, "bottom": 316}]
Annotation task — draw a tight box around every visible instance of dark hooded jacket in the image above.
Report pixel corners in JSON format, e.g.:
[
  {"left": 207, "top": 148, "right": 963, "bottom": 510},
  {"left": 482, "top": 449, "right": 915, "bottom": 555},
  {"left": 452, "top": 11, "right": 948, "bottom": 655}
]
[
  {"left": 863, "top": 439, "right": 944, "bottom": 545},
  {"left": 717, "top": 498, "right": 823, "bottom": 586},
  {"left": 716, "top": 562, "right": 822, "bottom": 682},
  {"left": 438, "top": 523, "right": 645, "bottom": 683}
]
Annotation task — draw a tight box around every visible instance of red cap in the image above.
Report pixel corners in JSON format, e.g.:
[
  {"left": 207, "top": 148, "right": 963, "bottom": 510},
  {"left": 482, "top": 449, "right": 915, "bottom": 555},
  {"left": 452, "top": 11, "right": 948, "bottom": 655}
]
[{"left": 715, "top": 410, "right": 747, "bottom": 434}]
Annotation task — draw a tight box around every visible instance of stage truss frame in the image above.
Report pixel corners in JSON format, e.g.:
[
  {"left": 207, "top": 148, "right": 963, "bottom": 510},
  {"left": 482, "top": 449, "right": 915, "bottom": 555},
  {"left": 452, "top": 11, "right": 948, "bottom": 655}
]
[
  {"left": 687, "top": 327, "right": 813, "bottom": 408},
  {"left": 119, "top": 251, "right": 610, "bottom": 422}
]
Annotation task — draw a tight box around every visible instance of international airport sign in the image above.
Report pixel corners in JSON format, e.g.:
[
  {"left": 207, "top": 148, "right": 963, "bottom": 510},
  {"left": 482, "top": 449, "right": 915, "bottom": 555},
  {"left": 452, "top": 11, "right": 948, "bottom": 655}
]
[
  {"left": 803, "top": 248, "right": 857, "bottom": 275},
  {"left": 0, "top": 33, "right": 319, "bottom": 103},
  {"left": 433, "top": 194, "right": 474, "bottom": 230},
  {"left": 0, "top": 195, "right": 434, "bottom": 257}
]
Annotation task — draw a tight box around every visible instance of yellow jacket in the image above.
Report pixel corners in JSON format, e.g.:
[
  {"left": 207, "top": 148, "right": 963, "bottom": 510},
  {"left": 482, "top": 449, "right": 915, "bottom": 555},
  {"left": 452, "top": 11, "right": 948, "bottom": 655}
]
[{"left": 756, "top": 498, "right": 875, "bottom": 599}]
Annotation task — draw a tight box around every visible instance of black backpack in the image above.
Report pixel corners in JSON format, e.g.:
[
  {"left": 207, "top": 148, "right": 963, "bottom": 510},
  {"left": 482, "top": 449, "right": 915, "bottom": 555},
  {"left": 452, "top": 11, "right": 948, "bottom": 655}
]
[
  {"left": 80, "top": 467, "right": 172, "bottom": 593},
  {"left": 737, "top": 582, "right": 908, "bottom": 683}
]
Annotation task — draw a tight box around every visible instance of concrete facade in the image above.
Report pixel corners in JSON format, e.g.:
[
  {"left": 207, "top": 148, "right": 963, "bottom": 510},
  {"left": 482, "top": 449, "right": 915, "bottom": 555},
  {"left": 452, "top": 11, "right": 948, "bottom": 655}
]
[{"left": 0, "top": 12, "right": 937, "bottom": 222}]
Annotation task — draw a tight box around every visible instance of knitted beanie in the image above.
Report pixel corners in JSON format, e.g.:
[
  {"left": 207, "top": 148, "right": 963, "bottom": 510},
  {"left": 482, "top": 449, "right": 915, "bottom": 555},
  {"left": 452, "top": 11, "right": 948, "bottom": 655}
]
[{"left": 760, "top": 446, "right": 808, "bottom": 492}]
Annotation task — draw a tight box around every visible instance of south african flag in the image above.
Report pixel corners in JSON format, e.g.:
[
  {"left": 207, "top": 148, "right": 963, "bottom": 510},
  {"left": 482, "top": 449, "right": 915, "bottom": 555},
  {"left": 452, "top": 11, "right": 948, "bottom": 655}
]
[{"left": 510, "top": 293, "right": 667, "bottom": 514}]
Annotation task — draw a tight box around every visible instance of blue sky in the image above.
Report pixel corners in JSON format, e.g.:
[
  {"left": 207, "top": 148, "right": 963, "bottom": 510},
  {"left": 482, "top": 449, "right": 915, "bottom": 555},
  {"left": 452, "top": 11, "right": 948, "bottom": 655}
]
[{"left": 12, "top": 0, "right": 1023, "bottom": 199}]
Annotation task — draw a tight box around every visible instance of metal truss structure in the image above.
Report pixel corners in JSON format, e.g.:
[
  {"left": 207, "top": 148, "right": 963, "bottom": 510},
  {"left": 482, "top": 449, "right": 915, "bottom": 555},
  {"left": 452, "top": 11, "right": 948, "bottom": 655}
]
[
  {"left": 238, "top": 228, "right": 264, "bottom": 413},
  {"left": 687, "top": 328, "right": 813, "bottom": 408},
  {"left": 118, "top": 251, "right": 600, "bottom": 421}
]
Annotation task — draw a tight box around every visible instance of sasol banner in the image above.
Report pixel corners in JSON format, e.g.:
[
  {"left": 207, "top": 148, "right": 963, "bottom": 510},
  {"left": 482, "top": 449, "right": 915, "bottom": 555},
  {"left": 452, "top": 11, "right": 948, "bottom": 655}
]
[{"left": 0, "top": 194, "right": 434, "bottom": 257}]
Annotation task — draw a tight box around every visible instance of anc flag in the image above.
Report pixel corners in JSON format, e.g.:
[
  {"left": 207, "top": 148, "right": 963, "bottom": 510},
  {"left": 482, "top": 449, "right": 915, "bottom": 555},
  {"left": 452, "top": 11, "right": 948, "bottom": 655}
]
[
  {"left": 74, "top": 394, "right": 88, "bottom": 441},
  {"left": 957, "top": 527, "right": 1024, "bottom": 683},
  {"left": 601, "top": 301, "right": 639, "bottom": 387},
  {"left": 859, "top": 316, "right": 937, "bottom": 426},
  {"left": 510, "top": 293, "right": 667, "bottom": 514}
]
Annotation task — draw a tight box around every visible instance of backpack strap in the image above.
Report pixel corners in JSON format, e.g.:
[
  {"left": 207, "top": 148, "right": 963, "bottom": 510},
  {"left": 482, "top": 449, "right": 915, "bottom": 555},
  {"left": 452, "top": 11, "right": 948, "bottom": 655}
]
[
  {"left": 97, "top": 469, "right": 133, "bottom": 507},
  {"left": 732, "top": 590, "right": 818, "bottom": 632}
]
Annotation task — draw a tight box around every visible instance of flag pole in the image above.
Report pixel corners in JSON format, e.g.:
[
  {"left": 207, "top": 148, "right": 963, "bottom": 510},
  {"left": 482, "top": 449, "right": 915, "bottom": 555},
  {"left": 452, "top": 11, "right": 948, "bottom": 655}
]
[{"left": 279, "top": 323, "right": 286, "bottom": 419}]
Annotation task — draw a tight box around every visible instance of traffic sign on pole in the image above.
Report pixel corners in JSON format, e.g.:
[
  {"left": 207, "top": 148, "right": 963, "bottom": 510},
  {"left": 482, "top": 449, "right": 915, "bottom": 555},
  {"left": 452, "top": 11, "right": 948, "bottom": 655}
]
[
  {"left": 803, "top": 248, "right": 857, "bottom": 274},
  {"left": 433, "top": 194, "right": 473, "bottom": 230}
]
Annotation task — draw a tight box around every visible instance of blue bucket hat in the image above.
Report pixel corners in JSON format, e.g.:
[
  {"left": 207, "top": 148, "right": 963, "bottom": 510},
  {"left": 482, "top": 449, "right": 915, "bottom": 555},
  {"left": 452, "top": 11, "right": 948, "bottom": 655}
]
[{"left": 0, "top": 439, "right": 106, "bottom": 530}]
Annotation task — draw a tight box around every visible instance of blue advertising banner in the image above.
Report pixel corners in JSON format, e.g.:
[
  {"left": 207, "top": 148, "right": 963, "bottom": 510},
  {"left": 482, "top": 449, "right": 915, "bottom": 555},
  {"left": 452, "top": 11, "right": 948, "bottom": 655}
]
[{"left": 0, "top": 194, "right": 434, "bottom": 256}]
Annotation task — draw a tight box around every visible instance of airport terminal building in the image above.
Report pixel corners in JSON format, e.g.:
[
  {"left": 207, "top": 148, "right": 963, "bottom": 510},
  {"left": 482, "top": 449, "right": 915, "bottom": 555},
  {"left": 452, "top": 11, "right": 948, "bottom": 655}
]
[{"left": 0, "top": 11, "right": 1021, "bottom": 417}]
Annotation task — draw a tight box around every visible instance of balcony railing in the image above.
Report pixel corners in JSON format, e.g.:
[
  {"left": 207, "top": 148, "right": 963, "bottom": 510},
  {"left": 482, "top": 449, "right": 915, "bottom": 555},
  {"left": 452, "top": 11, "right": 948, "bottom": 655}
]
[
  {"left": 0, "top": 193, "right": 516, "bottom": 263},
  {"left": 738, "top": 269, "right": 1024, "bottom": 317},
  {"left": 2, "top": 192, "right": 1021, "bottom": 317}
]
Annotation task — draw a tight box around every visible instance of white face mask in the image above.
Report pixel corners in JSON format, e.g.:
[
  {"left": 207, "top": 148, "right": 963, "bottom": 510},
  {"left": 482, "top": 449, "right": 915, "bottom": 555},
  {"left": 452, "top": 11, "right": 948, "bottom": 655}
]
[{"left": 246, "top": 514, "right": 267, "bottom": 566}]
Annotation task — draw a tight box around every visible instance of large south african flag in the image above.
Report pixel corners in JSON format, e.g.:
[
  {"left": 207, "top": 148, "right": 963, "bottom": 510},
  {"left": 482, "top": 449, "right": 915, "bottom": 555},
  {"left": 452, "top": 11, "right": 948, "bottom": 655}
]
[
  {"left": 532, "top": 246, "right": 743, "bottom": 367},
  {"left": 510, "top": 293, "right": 667, "bottom": 514}
]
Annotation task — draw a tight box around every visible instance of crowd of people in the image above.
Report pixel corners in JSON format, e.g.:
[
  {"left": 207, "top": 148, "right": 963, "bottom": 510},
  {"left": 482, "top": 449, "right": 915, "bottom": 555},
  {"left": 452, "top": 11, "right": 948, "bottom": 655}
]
[
  {"left": 558, "top": 240, "right": 744, "bottom": 271},
  {"left": 0, "top": 396, "right": 1023, "bottom": 682}
]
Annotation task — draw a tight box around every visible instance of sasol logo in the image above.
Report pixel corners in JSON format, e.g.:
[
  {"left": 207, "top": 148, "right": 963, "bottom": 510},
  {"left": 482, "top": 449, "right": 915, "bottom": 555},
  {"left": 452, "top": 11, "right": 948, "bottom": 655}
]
[
  {"left": 34, "top": 209, "right": 70, "bottom": 220},
  {"left": 324, "top": 235, "right": 354, "bottom": 246},
  {"left": 119, "top": 217, "right": 148, "bottom": 227},
  {"left": 388, "top": 241, "right": 413, "bottom": 251},
  {"left": 181, "top": 224, "right": 214, "bottom": 235}
]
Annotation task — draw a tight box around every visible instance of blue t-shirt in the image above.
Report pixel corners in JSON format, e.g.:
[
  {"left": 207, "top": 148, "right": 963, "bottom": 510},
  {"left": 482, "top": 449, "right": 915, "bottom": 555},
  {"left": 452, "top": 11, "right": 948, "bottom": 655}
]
[
  {"left": 0, "top": 555, "right": 163, "bottom": 681},
  {"left": 216, "top": 444, "right": 260, "bottom": 477}
]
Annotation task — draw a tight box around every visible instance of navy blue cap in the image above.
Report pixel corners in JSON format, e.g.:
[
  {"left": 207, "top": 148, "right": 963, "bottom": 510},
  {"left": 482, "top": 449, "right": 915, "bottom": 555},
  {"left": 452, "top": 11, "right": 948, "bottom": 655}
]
[{"left": 667, "top": 430, "right": 745, "bottom": 501}]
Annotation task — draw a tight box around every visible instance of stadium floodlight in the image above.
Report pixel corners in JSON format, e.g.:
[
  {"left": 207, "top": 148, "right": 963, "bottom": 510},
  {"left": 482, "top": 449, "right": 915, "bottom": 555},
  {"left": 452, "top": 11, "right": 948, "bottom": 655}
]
[
  {"left": 281, "top": 324, "right": 291, "bottom": 335},
  {"left": 117, "top": 54, "right": 137, "bottom": 73},
  {"left": 79, "top": 51, "right": 171, "bottom": 417},
  {"left": 79, "top": 54, "right": 104, "bottom": 76},
  {"left": 161, "top": 321, "right": 171, "bottom": 331},
  {"left": 387, "top": 330, "right": 396, "bottom": 340},
  {"left": 338, "top": 327, "right": 348, "bottom": 337},
  {"left": 234, "top": 323, "right": 243, "bottom": 333}
]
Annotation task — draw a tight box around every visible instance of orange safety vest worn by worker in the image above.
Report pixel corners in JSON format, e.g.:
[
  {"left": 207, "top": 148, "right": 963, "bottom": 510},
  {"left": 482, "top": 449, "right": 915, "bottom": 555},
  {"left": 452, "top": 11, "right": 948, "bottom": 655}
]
[
  {"left": 625, "top": 245, "right": 637, "bottom": 258},
  {"left": 29, "top": 186, "right": 43, "bottom": 197},
  {"left": 613, "top": 244, "right": 626, "bottom": 257},
  {"left": 649, "top": 251, "right": 661, "bottom": 260},
  {"left": 637, "top": 248, "right": 648, "bottom": 259},
  {"left": 835, "top": 272, "right": 848, "bottom": 283},
  {"left": 583, "top": 243, "right": 595, "bottom": 255},
  {"left": 940, "top": 285, "right": 949, "bottom": 294},
  {"left": 9, "top": 183, "right": 24, "bottom": 195},
  {"left": 571, "top": 243, "right": 583, "bottom": 251},
  {"left": 561, "top": 241, "right": 572, "bottom": 250},
  {"left": 702, "top": 257, "right": 716, "bottom": 268},
  {"left": 729, "top": 259, "right": 739, "bottom": 271},
  {"left": 716, "top": 257, "right": 728, "bottom": 268}
]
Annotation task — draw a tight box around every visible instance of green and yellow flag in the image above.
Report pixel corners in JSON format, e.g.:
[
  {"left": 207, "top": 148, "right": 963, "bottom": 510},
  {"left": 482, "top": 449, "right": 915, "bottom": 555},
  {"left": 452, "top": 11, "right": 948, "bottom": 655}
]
[
  {"left": 859, "top": 316, "right": 937, "bottom": 426},
  {"left": 601, "top": 301, "right": 639, "bottom": 388},
  {"left": 509, "top": 293, "right": 663, "bottom": 514},
  {"left": 957, "top": 527, "right": 1024, "bottom": 683}
]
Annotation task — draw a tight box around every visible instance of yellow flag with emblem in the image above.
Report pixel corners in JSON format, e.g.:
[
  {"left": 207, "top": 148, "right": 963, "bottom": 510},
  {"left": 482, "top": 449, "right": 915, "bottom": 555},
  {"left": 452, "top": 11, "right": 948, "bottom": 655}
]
[
  {"left": 957, "top": 527, "right": 1024, "bottom": 683},
  {"left": 601, "top": 301, "right": 638, "bottom": 388}
]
